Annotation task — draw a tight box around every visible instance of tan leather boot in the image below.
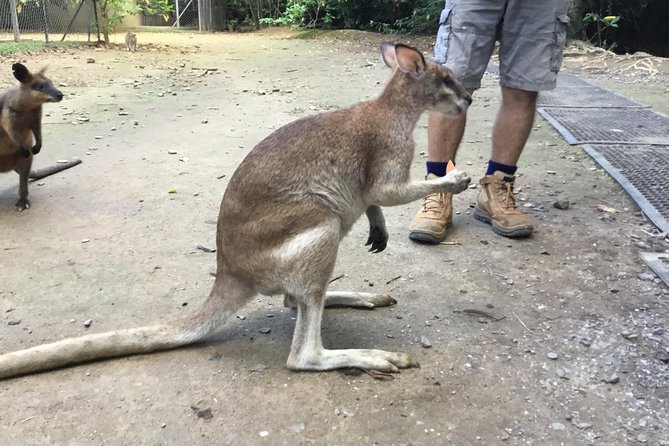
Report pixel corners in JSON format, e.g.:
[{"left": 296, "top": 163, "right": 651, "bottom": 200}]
[
  {"left": 409, "top": 174, "right": 453, "bottom": 243},
  {"left": 473, "top": 171, "right": 533, "bottom": 237}
]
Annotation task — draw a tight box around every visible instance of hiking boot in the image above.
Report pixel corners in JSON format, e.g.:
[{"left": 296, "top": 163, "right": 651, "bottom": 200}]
[
  {"left": 473, "top": 171, "right": 533, "bottom": 238},
  {"left": 409, "top": 174, "right": 453, "bottom": 244}
]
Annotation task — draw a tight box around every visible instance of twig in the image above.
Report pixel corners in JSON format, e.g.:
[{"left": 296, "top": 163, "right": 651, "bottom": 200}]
[
  {"left": 329, "top": 274, "right": 345, "bottom": 283},
  {"left": 439, "top": 241, "right": 461, "bottom": 245},
  {"left": 21, "top": 416, "right": 35, "bottom": 423},
  {"left": 385, "top": 275, "right": 402, "bottom": 285},
  {"left": 513, "top": 312, "right": 535, "bottom": 335}
]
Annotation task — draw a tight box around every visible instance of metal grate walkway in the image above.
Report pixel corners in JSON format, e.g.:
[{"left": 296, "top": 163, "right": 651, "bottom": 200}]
[{"left": 538, "top": 73, "right": 669, "bottom": 233}]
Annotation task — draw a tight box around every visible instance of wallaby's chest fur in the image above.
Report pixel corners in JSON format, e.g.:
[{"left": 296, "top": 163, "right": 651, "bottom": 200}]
[{"left": 0, "top": 88, "right": 42, "bottom": 161}]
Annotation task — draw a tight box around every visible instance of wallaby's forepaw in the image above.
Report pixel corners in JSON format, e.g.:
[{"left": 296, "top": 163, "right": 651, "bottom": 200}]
[
  {"left": 19, "top": 147, "right": 31, "bottom": 158},
  {"left": 365, "top": 225, "right": 388, "bottom": 253},
  {"left": 441, "top": 169, "right": 470, "bottom": 194},
  {"left": 15, "top": 198, "right": 30, "bottom": 211},
  {"left": 31, "top": 143, "right": 42, "bottom": 155}
]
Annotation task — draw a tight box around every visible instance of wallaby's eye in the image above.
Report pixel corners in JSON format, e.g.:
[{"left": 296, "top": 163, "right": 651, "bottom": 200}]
[{"left": 442, "top": 77, "right": 455, "bottom": 89}]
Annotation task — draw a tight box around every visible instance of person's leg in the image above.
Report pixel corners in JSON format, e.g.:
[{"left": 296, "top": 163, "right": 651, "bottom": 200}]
[
  {"left": 409, "top": 0, "right": 503, "bottom": 243},
  {"left": 474, "top": 0, "right": 569, "bottom": 238},
  {"left": 474, "top": 86, "right": 537, "bottom": 237}
]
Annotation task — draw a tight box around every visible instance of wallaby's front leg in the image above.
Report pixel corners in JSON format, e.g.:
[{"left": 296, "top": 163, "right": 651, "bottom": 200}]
[
  {"left": 30, "top": 117, "right": 42, "bottom": 155},
  {"left": 365, "top": 205, "right": 388, "bottom": 253},
  {"left": 368, "top": 170, "right": 470, "bottom": 207}
]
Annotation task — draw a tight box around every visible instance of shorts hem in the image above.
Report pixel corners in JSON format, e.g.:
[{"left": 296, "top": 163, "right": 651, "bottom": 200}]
[{"left": 500, "top": 77, "right": 557, "bottom": 92}]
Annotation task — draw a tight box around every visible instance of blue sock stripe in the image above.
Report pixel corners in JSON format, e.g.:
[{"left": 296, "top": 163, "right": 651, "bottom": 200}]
[
  {"left": 486, "top": 160, "right": 517, "bottom": 177},
  {"left": 426, "top": 161, "right": 448, "bottom": 177}
]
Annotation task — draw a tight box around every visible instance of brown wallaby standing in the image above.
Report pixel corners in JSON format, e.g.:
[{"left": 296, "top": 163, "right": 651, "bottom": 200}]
[
  {"left": 125, "top": 32, "right": 137, "bottom": 52},
  {"left": 0, "top": 43, "right": 472, "bottom": 379},
  {"left": 0, "top": 63, "right": 63, "bottom": 211}
]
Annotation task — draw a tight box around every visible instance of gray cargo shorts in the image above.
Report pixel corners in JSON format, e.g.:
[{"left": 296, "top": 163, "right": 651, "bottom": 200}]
[{"left": 434, "top": 0, "right": 569, "bottom": 91}]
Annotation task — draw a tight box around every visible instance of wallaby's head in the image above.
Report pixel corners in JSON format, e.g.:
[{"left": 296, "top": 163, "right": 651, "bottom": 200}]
[
  {"left": 12, "top": 63, "right": 64, "bottom": 105},
  {"left": 380, "top": 42, "right": 471, "bottom": 117}
]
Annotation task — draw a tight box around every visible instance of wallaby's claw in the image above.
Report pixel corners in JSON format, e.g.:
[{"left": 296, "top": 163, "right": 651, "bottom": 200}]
[
  {"left": 31, "top": 143, "right": 42, "bottom": 155},
  {"left": 444, "top": 169, "right": 471, "bottom": 193},
  {"left": 365, "top": 225, "right": 388, "bottom": 253},
  {"left": 15, "top": 198, "right": 30, "bottom": 211}
]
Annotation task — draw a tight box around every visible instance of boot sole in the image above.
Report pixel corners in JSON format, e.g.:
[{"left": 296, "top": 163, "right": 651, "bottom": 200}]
[
  {"left": 473, "top": 207, "right": 533, "bottom": 238},
  {"left": 408, "top": 221, "right": 452, "bottom": 244}
]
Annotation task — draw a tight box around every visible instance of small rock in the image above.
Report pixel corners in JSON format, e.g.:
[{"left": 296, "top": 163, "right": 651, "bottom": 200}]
[
  {"left": 605, "top": 374, "right": 620, "bottom": 384},
  {"left": 553, "top": 199, "right": 570, "bottom": 210},
  {"left": 7, "top": 320, "right": 21, "bottom": 326},
  {"left": 167, "top": 150, "right": 178, "bottom": 155},
  {"left": 81, "top": 238, "right": 90, "bottom": 243},
  {"left": 637, "top": 434, "right": 648, "bottom": 443},
  {"left": 293, "top": 422, "right": 306, "bottom": 433},
  {"left": 259, "top": 431, "right": 269, "bottom": 438},
  {"left": 334, "top": 407, "right": 353, "bottom": 417},
  {"left": 550, "top": 422, "right": 566, "bottom": 431},
  {"left": 236, "top": 314, "right": 246, "bottom": 320},
  {"left": 504, "top": 278, "right": 514, "bottom": 285},
  {"left": 208, "top": 352, "right": 222, "bottom": 361},
  {"left": 86, "top": 58, "right": 95, "bottom": 63},
  {"left": 420, "top": 336, "right": 432, "bottom": 348},
  {"left": 251, "top": 364, "right": 268, "bottom": 372},
  {"left": 556, "top": 368, "right": 568, "bottom": 379},
  {"left": 84, "top": 319, "right": 92, "bottom": 327},
  {"left": 638, "top": 273, "right": 656, "bottom": 281},
  {"left": 259, "top": 327, "right": 271, "bottom": 334},
  {"left": 547, "top": 352, "right": 559, "bottom": 360},
  {"left": 196, "top": 408, "right": 213, "bottom": 420},
  {"left": 621, "top": 331, "right": 638, "bottom": 340}
]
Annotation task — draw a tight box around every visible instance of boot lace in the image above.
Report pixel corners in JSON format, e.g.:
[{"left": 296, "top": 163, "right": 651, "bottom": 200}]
[
  {"left": 494, "top": 180, "right": 517, "bottom": 210},
  {"left": 420, "top": 193, "right": 445, "bottom": 214}
]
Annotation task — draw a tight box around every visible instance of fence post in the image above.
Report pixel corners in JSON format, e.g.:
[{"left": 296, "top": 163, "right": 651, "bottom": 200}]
[
  {"left": 175, "top": 0, "right": 180, "bottom": 27},
  {"left": 41, "top": 0, "right": 50, "bottom": 43},
  {"left": 9, "top": 0, "right": 21, "bottom": 42}
]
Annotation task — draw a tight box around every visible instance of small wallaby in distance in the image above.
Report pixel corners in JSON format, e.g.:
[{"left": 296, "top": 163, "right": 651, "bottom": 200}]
[
  {"left": 125, "top": 32, "right": 137, "bottom": 52},
  {"left": 0, "top": 43, "right": 472, "bottom": 379},
  {"left": 0, "top": 63, "right": 63, "bottom": 211}
]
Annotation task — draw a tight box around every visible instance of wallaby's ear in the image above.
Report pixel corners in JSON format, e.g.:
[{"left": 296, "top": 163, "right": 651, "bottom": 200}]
[
  {"left": 394, "top": 44, "right": 426, "bottom": 78},
  {"left": 12, "top": 63, "right": 32, "bottom": 84},
  {"left": 380, "top": 41, "right": 398, "bottom": 69}
]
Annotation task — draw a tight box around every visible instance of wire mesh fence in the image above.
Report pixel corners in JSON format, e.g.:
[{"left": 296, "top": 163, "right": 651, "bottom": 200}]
[
  {"left": 0, "top": 0, "right": 203, "bottom": 44},
  {"left": 0, "top": 0, "right": 98, "bottom": 43}
]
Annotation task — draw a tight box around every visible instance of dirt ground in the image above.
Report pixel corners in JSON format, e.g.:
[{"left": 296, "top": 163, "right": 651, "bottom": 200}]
[{"left": 0, "top": 29, "right": 668, "bottom": 445}]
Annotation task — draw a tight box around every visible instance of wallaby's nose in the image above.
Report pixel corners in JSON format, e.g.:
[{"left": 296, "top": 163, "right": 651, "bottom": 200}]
[{"left": 54, "top": 91, "right": 64, "bottom": 102}]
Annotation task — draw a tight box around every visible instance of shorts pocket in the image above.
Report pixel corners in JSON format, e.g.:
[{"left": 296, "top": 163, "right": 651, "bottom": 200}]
[
  {"left": 551, "top": 14, "right": 569, "bottom": 72},
  {"left": 434, "top": 6, "right": 454, "bottom": 65}
]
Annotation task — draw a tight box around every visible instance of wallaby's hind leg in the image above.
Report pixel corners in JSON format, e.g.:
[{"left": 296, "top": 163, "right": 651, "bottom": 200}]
[
  {"left": 14, "top": 155, "right": 32, "bottom": 211},
  {"left": 286, "top": 296, "right": 415, "bottom": 372},
  {"left": 284, "top": 292, "right": 396, "bottom": 309}
]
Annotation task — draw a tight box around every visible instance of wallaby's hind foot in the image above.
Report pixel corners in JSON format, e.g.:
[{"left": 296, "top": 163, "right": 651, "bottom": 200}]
[
  {"left": 284, "top": 292, "right": 397, "bottom": 309},
  {"left": 15, "top": 198, "right": 29, "bottom": 211},
  {"left": 287, "top": 348, "right": 417, "bottom": 373}
]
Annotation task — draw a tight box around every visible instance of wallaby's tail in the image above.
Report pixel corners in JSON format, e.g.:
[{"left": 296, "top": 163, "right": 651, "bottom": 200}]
[{"left": 0, "top": 296, "right": 233, "bottom": 380}]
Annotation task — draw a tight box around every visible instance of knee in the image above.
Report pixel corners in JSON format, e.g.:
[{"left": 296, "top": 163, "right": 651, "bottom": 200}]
[{"left": 501, "top": 86, "right": 537, "bottom": 108}]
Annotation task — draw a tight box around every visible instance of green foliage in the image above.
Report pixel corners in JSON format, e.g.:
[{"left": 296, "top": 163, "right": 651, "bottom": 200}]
[
  {"left": 0, "top": 41, "right": 86, "bottom": 56},
  {"left": 583, "top": 12, "right": 620, "bottom": 49},
  {"left": 98, "top": 0, "right": 173, "bottom": 41}
]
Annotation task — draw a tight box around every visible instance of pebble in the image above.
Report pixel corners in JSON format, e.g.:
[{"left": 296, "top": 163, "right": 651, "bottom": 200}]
[
  {"left": 556, "top": 368, "right": 568, "bottom": 379},
  {"left": 504, "top": 278, "right": 514, "bottom": 285},
  {"left": 251, "top": 364, "right": 267, "bottom": 372},
  {"left": 84, "top": 319, "right": 92, "bottom": 327},
  {"left": 547, "top": 352, "right": 559, "bottom": 360},
  {"left": 259, "top": 431, "right": 269, "bottom": 437},
  {"left": 167, "top": 150, "right": 178, "bottom": 155},
  {"left": 550, "top": 422, "right": 566, "bottom": 431},
  {"left": 7, "top": 320, "right": 21, "bottom": 326},
  {"left": 86, "top": 58, "right": 95, "bottom": 63},
  {"left": 334, "top": 407, "right": 353, "bottom": 417},
  {"left": 605, "top": 374, "right": 620, "bottom": 384},
  {"left": 637, "top": 434, "right": 648, "bottom": 443},
  {"left": 259, "top": 327, "right": 271, "bottom": 334},
  {"left": 553, "top": 199, "right": 570, "bottom": 210},
  {"left": 621, "top": 331, "right": 638, "bottom": 340},
  {"left": 638, "top": 273, "right": 656, "bottom": 281},
  {"left": 420, "top": 336, "right": 432, "bottom": 348}
]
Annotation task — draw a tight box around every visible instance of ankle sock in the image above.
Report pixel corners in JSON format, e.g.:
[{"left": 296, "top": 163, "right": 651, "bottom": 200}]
[
  {"left": 486, "top": 160, "right": 517, "bottom": 180},
  {"left": 426, "top": 161, "right": 448, "bottom": 177}
]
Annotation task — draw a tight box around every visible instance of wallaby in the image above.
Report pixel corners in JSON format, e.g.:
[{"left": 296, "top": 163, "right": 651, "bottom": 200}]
[
  {"left": 0, "top": 63, "right": 63, "bottom": 211},
  {"left": 0, "top": 43, "right": 472, "bottom": 379},
  {"left": 125, "top": 32, "right": 137, "bottom": 52}
]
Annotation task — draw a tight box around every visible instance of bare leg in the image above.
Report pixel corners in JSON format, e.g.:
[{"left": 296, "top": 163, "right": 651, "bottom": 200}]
[{"left": 490, "top": 86, "right": 537, "bottom": 166}]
